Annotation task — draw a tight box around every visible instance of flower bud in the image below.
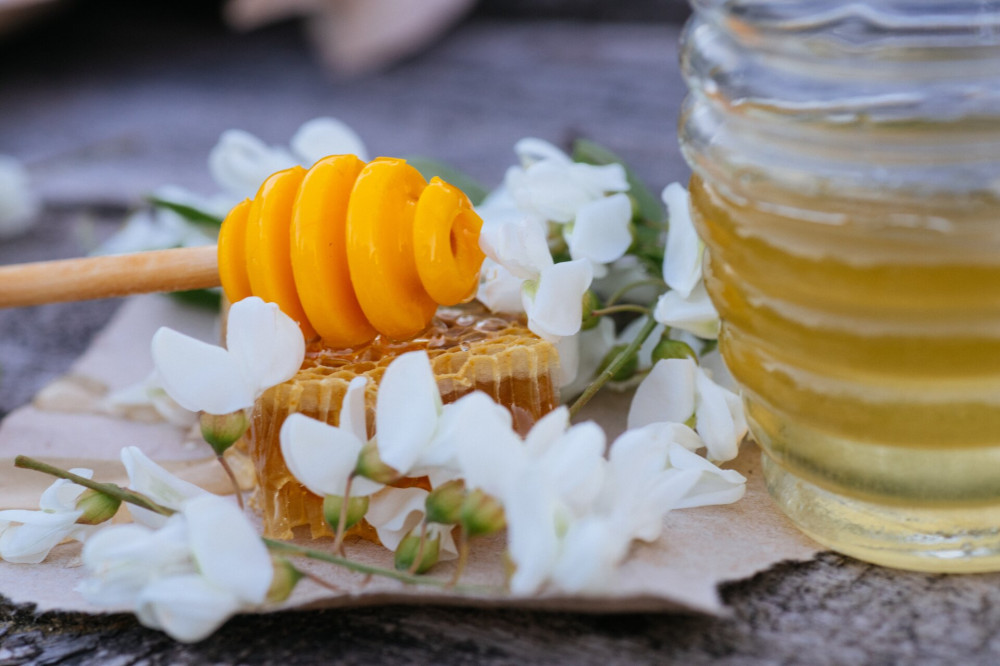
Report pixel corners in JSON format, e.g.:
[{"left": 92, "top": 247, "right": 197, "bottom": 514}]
[
  {"left": 394, "top": 527, "right": 441, "bottom": 574},
  {"left": 355, "top": 440, "right": 401, "bottom": 485},
  {"left": 580, "top": 291, "right": 602, "bottom": 331},
  {"left": 597, "top": 344, "right": 639, "bottom": 382},
  {"left": 425, "top": 480, "right": 465, "bottom": 525},
  {"left": 200, "top": 410, "right": 249, "bottom": 456},
  {"left": 266, "top": 556, "right": 304, "bottom": 603},
  {"left": 650, "top": 336, "right": 698, "bottom": 364},
  {"left": 322, "top": 494, "right": 369, "bottom": 532},
  {"left": 460, "top": 489, "right": 506, "bottom": 538},
  {"left": 74, "top": 489, "right": 121, "bottom": 526}
]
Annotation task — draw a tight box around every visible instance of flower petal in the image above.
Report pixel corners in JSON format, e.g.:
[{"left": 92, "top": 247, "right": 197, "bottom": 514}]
[
  {"left": 208, "top": 129, "right": 296, "bottom": 200},
  {"left": 666, "top": 444, "right": 747, "bottom": 508},
  {"left": 550, "top": 517, "right": 628, "bottom": 594},
  {"left": 627, "top": 358, "right": 698, "bottom": 429},
  {"left": 524, "top": 260, "right": 593, "bottom": 342},
  {"left": 523, "top": 406, "right": 570, "bottom": 457},
  {"left": 375, "top": 352, "right": 442, "bottom": 474},
  {"left": 225, "top": 296, "right": 305, "bottom": 397},
  {"left": 568, "top": 162, "right": 629, "bottom": 198},
  {"left": 290, "top": 117, "right": 369, "bottom": 165},
  {"left": 452, "top": 393, "right": 525, "bottom": 498},
  {"left": 78, "top": 518, "right": 193, "bottom": 607},
  {"left": 184, "top": 495, "right": 272, "bottom": 604},
  {"left": 151, "top": 327, "right": 255, "bottom": 414},
  {"left": 121, "top": 447, "right": 208, "bottom": 527},
  {"left": 566, "top": 194, "right": 633, "bottom": 265},
  {"left": 477, "top": 261, "right": 526, "bottom": 315},
  {"left": 0, "top": 510, "right": 84, "bottom": 564},
  {"left": 653, "top": 282, "right": 720, "bottom": 340},
  {"left": 505, "top": 475, "right": 559, "bottom": 595},
  {"left": 479, "top": 217, "right": 552, "bottom": 280},
  {"left": 136, "top": 574, "right": 242, "bottom": 643},
  {"left": 538, "top": 422, "right": 606, "bottom": 516},
  {"left": 38, "top": 469, "right": 92, "bottom": 512},
  {"left": 365, "top": 487, "right": 427, "bottom": 552},
  {"left": 339, "top": 376, "right": 370, "bottom": 443},
  {"left": 693, "top": 369, "right": 746, "bottom": 462},
  {"left": 507, "top": 161, "right": 591, "bottom": 224},
  {"left": 513, "top": 137, "right": 571, "bottom": 166},
  {"left": 661, "top": 183, "right": 702, "bottom": 298},
  {"left": 279, "top": 413, "right": 377, "bottom": 497}
]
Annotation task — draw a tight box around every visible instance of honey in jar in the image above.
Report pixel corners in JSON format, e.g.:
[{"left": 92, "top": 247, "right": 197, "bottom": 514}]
[{"left": 680, "top": 1, "right": 1000, "bottom": 570}]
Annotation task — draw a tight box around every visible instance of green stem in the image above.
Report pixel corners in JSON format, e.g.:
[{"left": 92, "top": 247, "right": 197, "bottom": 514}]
[
  {"left": 217, "top": 455, "right": 244, "bottom": 511},
  {"left": 331, "top": 474, "right": 354, "bottom": 554},
  {"left": 569, "top": 315, "right": 659, "bottom": 419},
  {"left": 14, "top": 455, "right": 175, "bottom": 517},
  {"left": 605, "top": 277, "right": 667, "bottom": 306},
  {"left": 591, "top": 304, "right": 650, "bottom": 318},
  {"left": 263, "top": 539, "right": 497, "bottom": 595}
]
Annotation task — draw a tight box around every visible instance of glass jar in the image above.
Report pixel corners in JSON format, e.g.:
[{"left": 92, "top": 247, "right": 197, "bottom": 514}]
[{"left": 680, "top": 1, "right": 1000, "bottom": 571}]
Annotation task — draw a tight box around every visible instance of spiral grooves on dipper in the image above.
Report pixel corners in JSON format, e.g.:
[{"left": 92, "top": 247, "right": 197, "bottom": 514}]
[{"left": 218, "top": 155, "right": 485, "bottom": 347}]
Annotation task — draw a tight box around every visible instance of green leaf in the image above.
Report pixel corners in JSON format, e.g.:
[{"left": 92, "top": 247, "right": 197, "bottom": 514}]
[
  {"left": 571, "top": 138, "right": 664, "bottom": 226},
  {"left": 406, "top": 157, "right": 489, "bottom": 206},
  {"left": 170, "top": 288, "right": 222, "bottom": 310},
  {"left": 148, "top": 196, "right": 225, "bottom": 227}
]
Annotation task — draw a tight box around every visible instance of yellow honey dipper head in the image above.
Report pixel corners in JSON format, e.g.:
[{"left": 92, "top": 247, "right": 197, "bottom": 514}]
[{"left": 217, "top": 155, "right": 486, "bottom": 348}]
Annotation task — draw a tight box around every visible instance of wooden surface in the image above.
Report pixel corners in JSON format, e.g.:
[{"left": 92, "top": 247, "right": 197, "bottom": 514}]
[{"left": 2, "top": 6, "right": 1000, "bottom": 664}]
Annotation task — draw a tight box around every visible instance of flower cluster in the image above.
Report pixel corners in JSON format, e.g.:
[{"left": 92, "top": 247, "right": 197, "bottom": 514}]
[
  {"left": 473, "top": 137, "right": 725, "bottom": 414},
  {"left": 79, "top": 447, "right": 278, "bottom": 642},
  {"left": 277, "top": 348, "right": 746, "bottom": 595}
]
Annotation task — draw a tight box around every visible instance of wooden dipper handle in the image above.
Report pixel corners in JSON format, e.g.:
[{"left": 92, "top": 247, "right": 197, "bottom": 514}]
[{"left": 0, "top": 245, "right": 221, "bottom": 308}]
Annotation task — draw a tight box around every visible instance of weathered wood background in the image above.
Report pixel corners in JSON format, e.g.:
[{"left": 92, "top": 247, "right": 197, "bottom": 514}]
[{"left": 2, "top": 3, "right": 1000, "bottom": 664}]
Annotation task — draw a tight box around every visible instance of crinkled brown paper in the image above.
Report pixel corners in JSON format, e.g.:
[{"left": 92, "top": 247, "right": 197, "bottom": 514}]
[{"left": 0, "top": 295, "right": 822, "bottom": 616}]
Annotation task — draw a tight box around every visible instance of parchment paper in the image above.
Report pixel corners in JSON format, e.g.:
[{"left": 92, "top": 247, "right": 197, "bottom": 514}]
[{"left": 0, "top": 295, "right": 823, "bottom": 616}]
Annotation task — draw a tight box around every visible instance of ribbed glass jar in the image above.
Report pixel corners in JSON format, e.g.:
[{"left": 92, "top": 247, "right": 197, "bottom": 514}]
[{"left": 680, "top": 1, "right": 1000, "bottom": 571}]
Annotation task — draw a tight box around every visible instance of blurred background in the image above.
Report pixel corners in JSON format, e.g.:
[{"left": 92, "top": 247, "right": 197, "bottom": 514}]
[{"left": 0, "top": 0, "right": 691, "bottom": 206}]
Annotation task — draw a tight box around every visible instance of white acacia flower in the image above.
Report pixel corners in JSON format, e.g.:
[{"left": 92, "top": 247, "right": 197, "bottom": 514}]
[
  {"left": 289, "top": 117, "right": 369, "bottom": 167},
  {"left": 506, "top": 138, "right": 628, "bottom": 224},
  {"left": 0, "top": 470, "right": 97, "bottom": 564},
  {"left": 102, "top": 371, "right": 198, "bottom": 428},
  {"left": 279, "top": 377, "right": 384, "bottom": 499},
  {"left": 210, "top": 117, "right": 370, "bottom": 202},
  {"left": 208, "top": 130, "right": 297, "bottom": 202},
  {"left": 0, "top": 155, "right": 39, "bottom": 240},
  {"left": 476, "top": 260, "right": 525, "bottom": 316},
  {"left": 466, "top": 410, "right": 611, "bottom": 596},
  {"left": 365, "top": 487, "right": 458, "bottom": 559},
  {"left": 152, "top": 296, "right": 305, "bottom": 415},
  {"left": 628, "top": 358, "right": 748, "bottom": 462},
  {"left": 653, "top": 282, "right": 720, "bottom": 340},
  {"left": 80, "top": 494, "right": 273, "bottom": 643},
  {"left": 563, "top": 193, "right": 633, "bottom": 278},
  {"left": 557, "top": 318, "right": 615, "bottom": 398},
  {"left": 661, "top": 182, "right": 703, "bottom": 298},
  {"left": 479, "top": 218, "right": 593, "bottom": 342},
  {"left": 656, "top": 182, "right": 721, "bottom": 339},
  {"left": 121, "top": 447, "right": 209, "bottom": 528}
]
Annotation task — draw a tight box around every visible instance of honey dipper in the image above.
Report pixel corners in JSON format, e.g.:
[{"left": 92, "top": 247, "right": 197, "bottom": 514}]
[{"left": 0, "top": 155, "right": 486, "bottom": 348}]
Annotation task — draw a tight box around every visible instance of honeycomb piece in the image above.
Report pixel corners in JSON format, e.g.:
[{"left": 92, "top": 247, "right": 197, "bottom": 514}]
[{"left": 246, "top": 305, "right": 560, "bottom": 539}]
